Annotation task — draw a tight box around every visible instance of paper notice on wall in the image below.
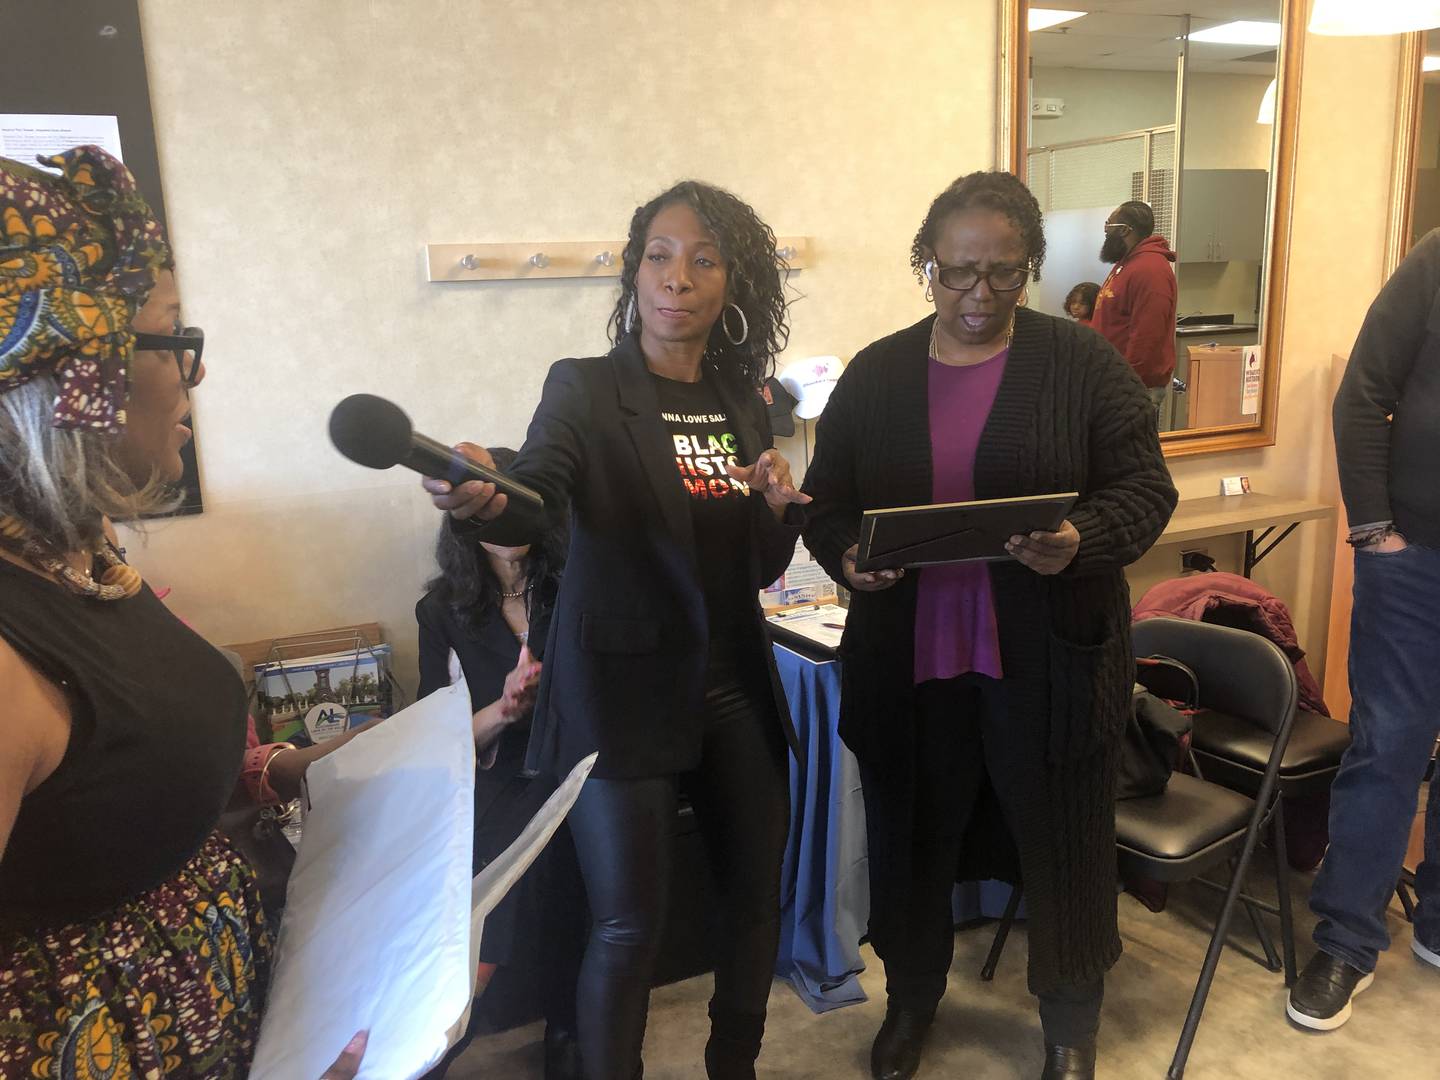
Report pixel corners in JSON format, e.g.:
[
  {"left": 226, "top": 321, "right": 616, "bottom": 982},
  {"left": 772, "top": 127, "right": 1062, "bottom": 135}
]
[
  {"left": 1240, "top": 345, "right": 1263, "bottom": 416},
  {"left": 0, "top": 114, "right": 124, "bottom": 165}
]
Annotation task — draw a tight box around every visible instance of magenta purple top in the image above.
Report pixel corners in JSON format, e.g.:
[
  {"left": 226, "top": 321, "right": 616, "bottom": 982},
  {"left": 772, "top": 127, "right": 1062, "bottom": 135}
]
[{"left": 913, "top": 348, "right": 1008, "bottom": 685}]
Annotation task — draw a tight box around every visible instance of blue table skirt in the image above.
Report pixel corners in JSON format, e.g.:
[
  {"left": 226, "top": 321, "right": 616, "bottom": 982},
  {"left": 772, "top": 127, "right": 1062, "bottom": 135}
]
[{"left": 772, "top": 644, "right": 1023, "bottom": 1013}]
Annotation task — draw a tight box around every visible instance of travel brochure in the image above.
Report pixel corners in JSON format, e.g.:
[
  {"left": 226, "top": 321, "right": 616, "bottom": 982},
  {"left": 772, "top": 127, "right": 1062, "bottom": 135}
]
[{"left": 254, "top": 644, "right": 394, "bottom": 746}]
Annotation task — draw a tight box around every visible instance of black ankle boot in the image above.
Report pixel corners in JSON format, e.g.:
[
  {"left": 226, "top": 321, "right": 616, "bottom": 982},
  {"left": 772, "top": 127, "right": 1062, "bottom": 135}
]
[
  {"left": 703, "top": 1001, "right": 766, "bottom": 1080},
  {"left": 543, "top": 1024, "right": 583, "bottom": 1080},
  {"left": 1040, "top": 1040, "right": 1096, "bottom": 1080},
  {"left": 870, "top": 1005, "right": 934, "bottom": 1080}
]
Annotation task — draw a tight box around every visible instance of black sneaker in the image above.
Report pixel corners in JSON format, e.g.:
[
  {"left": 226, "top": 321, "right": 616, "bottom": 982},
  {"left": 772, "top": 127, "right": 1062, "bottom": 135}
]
[
  {"left": 1286, "top": 951, "right": 1374, "bottom": 1031},
  {"left": 1413, "top": 934, "right": 1440, "bottom": 971}
]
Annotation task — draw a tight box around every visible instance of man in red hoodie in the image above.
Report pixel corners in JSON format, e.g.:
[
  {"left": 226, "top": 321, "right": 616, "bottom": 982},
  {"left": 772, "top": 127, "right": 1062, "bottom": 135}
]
[{"left": 1091, "top": 201, "right": 1178, "bottom": 416}]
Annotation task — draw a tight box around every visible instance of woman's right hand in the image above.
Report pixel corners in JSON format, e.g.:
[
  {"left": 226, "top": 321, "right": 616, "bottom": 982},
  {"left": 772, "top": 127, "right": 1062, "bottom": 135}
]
[
  {"left": 422, "top": 442, "right": 509, "bottom": 523},
  {"left": 841, "top": 544, "right": 905, "bottom": 593},
  {"left": 497, "top": 645, "right": 542, "bottom": 724}
]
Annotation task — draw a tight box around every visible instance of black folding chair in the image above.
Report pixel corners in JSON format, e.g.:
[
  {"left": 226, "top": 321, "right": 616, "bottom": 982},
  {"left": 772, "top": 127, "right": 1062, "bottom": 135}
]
[{"left": 979, "top": 619, "right": 1298, "bottom": 1080}]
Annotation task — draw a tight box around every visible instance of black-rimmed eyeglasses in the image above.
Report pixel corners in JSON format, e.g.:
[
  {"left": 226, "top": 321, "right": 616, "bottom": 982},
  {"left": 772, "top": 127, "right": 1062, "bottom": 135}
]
[
  {"left": 929, "top": 259, "right": 1030, "bottom": 294},
  {"left": 134, "top": 324, "right": 205, "bottom": 387}
]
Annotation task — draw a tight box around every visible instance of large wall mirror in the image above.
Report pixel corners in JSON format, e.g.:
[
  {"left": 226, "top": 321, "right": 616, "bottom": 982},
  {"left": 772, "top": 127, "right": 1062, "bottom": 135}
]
[
  {"left": 1387, "top": 31, "right": 1440, "bottom": 273},
  {"left": 1000, "top": 0, "right": 1305, "bottom": 457}
]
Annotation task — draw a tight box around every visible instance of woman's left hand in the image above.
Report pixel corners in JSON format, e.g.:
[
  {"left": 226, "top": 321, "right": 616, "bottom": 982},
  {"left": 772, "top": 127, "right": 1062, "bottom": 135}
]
[
  {"left": 1006, "top": 520, "right": 1081, "bottom": 575},
  {"left": 727, "top": 450, "right": 812, "bottom": 520}
]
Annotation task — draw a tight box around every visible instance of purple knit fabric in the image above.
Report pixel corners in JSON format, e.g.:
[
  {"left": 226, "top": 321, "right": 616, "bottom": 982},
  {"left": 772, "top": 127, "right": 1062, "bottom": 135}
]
[{"left": 914, "top": 349, "right": 1008, "bottom": 684}]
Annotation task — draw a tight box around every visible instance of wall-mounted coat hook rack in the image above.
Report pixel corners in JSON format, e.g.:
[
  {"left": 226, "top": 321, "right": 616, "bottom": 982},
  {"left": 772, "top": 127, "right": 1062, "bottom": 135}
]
[{"left": 426, "top": 237, "right": 810, "bottom": 282}]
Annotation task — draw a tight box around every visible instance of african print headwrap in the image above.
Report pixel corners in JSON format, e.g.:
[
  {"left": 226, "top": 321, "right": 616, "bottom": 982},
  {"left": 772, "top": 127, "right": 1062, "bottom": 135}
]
[{"left": 0, "top": 145, "right": 170, "bottom": 433}]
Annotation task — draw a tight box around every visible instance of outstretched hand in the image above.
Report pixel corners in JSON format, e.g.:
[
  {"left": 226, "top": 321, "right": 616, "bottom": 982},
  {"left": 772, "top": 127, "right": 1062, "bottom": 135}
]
[
  {"left": 727, "top": 449, "right": 812, "bottom": 520},
  {"left": 422, "top": 442, "right": 508, "bottom": 523}
]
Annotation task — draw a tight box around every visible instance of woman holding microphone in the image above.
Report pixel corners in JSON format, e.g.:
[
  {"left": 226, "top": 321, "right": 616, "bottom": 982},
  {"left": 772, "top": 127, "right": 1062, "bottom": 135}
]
[{"left": 428, "top": 181, "right": 806, "bottom": 1080}]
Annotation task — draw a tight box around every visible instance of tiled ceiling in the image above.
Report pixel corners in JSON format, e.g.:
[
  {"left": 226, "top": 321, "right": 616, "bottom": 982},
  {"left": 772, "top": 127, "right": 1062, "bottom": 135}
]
[{"left": 1031, "top": 1, "right": 1283, "bottom": 75}]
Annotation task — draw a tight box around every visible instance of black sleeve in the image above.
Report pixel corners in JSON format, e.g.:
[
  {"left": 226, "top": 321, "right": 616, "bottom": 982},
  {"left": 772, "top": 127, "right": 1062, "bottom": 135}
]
[
  {"left": 751, "top": 417, "right": 803, "bottom": 587},
  {"left": 464, "top": 358, "right": 589, "bottom": 547},
  {"left": 1333, "top": 229, "right": 1440, "bottom": 528},
  {"left": 1065, "top": 336, "right": 1179, "bottom": 576},
  {"left": 416, "top": 596, "right": 453, "bottom": 700},
  {"left": 799, "top": 352, "right": 869, "bottom": 585}
]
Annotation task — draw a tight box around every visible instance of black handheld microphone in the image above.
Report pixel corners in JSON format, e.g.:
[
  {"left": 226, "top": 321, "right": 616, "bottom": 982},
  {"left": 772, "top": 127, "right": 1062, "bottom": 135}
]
[{"left": 328, "top": 394, "right": 544, "bottom": 514}]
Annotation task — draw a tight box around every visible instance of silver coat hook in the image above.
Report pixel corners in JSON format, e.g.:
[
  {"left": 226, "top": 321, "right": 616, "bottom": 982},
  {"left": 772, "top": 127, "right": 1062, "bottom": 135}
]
[
  {"left": 776, "top": 245, "right": 795, "bottom": 261},
  {"left": 458, "top": 254, "right": 480, "bottom": 270},
  {"left": 530, "top": 252, "right": 551, "bottom": 269},
  {"left": 595, "top": 250, "right": 615, "bottom": 267}
]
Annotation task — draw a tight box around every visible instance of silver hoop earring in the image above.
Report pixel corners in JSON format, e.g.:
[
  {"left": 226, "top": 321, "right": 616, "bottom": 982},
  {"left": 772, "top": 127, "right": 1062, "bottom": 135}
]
[
  {"left": 624, "top": 296, "right": 637, "bottom": 334},
  {"left": 722, "top": 302, "right": 749, "bottom": 346},
  {"left": 924, "top": 283, "right": 934, "bottom": 303},
  {"left": 1020, "top": 287, "right": 1031, "bottom": 307}
]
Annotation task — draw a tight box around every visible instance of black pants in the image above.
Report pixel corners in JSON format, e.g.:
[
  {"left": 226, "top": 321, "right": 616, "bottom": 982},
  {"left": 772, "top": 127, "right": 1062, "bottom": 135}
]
[
  {"left": 567, "top": 665, "right": 790, "bottom": 1080},
  {"left": 864, "top": 673, "right": 1103, "bottom": 1047}
]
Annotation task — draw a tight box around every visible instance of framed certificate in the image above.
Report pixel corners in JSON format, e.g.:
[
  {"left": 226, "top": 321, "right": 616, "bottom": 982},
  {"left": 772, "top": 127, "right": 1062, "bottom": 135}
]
[{"left": 855, "top": 492, "right": 1078, "bottom": 572}]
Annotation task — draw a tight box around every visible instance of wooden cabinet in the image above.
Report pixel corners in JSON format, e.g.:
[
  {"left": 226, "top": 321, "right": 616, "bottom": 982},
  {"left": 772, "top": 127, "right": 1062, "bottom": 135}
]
[
  {"left": 1185, "top": 344, "right": 1252, "bottom": 428},
  {"left": 1177, "top": 169, "right": 1269, "bottom": 263}
]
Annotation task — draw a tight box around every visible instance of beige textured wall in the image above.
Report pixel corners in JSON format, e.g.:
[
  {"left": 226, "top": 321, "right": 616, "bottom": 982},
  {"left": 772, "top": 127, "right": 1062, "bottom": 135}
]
[{"left": 124, "top": 0, "right": 998, "bottom": 688}]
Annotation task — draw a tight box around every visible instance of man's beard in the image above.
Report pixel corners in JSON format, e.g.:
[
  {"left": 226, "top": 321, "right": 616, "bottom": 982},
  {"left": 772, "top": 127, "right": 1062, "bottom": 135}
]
[{"left": 1100, "top": 233, "right": 1129, "bottom": 263}]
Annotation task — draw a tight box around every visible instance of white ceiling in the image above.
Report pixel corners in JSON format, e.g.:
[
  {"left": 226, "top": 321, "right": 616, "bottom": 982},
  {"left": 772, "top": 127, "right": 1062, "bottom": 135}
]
[{"left": 1031, "top": 1, "right": 1283, "bottom": 75}]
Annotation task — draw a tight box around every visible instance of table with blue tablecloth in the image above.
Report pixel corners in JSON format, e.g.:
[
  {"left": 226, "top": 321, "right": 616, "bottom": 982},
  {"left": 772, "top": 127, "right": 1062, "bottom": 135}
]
[{"left": 772, "top": 642, "right": 1022, "bottom": 1013}]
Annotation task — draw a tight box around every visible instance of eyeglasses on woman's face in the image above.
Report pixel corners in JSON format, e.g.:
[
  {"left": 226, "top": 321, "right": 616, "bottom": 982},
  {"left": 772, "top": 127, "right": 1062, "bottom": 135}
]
[
  {"left": 928, "top": 258, "right": 1030, "bottom": 294},
  {"left": 133, "top": 323, "right": 205, "bottom": 387}
]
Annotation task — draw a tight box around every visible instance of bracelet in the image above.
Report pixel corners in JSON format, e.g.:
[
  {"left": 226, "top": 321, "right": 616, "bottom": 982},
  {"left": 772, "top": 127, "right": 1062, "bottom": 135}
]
[
  {"left": 257, "top": 742, "right": 298, "bottom": 804},
  {"left": 1346, "top": 525, "right": 1393, "bottom": 548}
]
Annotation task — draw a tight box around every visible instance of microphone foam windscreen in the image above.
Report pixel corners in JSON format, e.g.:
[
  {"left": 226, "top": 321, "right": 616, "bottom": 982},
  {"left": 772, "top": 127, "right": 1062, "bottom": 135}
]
[{"left": 329, "top": 394, "right": 413, "bottom": 469}]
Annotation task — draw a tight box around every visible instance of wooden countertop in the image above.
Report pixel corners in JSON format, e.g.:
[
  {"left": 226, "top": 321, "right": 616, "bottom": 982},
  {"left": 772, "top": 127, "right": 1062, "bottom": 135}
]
[{"left": 1158, "top": 493, "right": 1334, "bottom": 546}]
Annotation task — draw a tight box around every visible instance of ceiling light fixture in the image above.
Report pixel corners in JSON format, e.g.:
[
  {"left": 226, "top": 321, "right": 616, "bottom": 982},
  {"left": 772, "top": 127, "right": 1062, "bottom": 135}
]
[
  {"left": 1310, "top": 0, "right": 1440, "bottom": 36},
  {"left": 1029, "top": 8, "right": 1087, "bottom": 32},
  {"left": 1187, "top": 20, "right": 1283, "bottom": 46}
]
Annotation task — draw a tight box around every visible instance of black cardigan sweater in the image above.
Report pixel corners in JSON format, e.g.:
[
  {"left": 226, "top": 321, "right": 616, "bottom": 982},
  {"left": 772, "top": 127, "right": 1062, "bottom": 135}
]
[{"left": 802, "top": 308, "right": 1177, "bottom": 993}]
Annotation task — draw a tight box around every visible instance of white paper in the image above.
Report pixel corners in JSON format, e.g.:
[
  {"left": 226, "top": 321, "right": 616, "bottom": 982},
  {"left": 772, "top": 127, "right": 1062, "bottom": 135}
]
[
  {"left": 444, "top": 751, "right": 599, "bottom": 1046},
  {"left": 0, "top": 114, "right": 124, "bottom": 165},
  {"left": 767, "top": 603, "right": 848, "bottom": 650},
  {"left": 1240, "top": 345, "right": 1263, "bottom": 415},
  {"left": 250, "top": 681, "right": 477, "bottom": 1080}
]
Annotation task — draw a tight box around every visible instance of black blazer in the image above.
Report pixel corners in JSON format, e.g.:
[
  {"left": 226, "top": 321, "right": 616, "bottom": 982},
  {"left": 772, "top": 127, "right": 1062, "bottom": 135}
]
[{"left": 471, "top": 335, "right": 802, "bottom": 780}]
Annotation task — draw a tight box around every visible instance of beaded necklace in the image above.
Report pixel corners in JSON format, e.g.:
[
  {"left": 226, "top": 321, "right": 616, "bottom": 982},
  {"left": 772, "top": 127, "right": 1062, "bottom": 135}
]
[{"left": 0, "top": 515, "right": 143, "bottom": 601}]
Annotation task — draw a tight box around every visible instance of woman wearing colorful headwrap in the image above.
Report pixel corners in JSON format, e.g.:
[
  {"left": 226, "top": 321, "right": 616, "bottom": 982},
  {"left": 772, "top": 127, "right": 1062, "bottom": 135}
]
[{"left": 0, "top": 147, "right": 365, "bottom": 1078}]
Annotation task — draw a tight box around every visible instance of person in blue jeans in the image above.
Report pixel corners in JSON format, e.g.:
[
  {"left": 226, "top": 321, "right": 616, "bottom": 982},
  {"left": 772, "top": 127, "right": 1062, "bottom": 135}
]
[{"left": 1288, "top": 230, "right": 1440, "bottom": 1030}]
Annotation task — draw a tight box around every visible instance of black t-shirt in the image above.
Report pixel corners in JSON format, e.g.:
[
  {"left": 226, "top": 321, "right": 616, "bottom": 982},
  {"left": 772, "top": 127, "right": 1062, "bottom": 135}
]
[{"left": 653, "top": 374, "right": 753, "bottom": 651}]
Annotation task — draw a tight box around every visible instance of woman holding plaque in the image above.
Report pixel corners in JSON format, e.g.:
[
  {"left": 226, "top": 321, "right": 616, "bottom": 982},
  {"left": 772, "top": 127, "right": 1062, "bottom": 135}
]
[{"left": 801, "top": 171, "right": 1177, "bottom": 1080}]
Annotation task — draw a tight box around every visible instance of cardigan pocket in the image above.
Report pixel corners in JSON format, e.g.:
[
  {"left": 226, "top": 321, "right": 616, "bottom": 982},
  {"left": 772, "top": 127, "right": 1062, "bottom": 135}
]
[
  {"left": 1046, "top": 626, "right": 1133, "bottom": 764},
  {"left": 580, "top": 614, "right": 660, "bottom": 655}
]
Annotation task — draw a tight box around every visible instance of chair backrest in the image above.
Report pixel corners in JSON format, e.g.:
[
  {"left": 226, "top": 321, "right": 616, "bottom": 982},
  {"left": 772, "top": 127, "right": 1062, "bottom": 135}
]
[{"left": 1132, "top": 617, "right": 1297, "bottom": 739}]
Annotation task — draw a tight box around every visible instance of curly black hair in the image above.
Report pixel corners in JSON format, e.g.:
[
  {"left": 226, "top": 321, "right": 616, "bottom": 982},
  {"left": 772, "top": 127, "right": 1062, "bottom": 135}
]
[
  {"left": 607, "top": 180, "right": 790, "bottom": 389},
  {"left": 909, "top": 171, "right": 1047, "bottom": 286},
  {"left": 1065, "top": 281, "right": 1101, "bottom": 314},
  {"left": 425, "top": 447, "right": 568, "bottom": 639}
]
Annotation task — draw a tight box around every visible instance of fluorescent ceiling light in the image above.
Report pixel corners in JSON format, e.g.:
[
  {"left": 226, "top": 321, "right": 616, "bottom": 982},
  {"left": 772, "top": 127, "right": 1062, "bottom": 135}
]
[
  {"left": 1187, "top": 20, "right": 1282, "bottom": 46},
  {"left": 1311, "top": 0, "right": 1440, "bottom": 36},
  {"left": 1257, "top": 79, "right": 1277, "bottom": 124},
  {"left": 1029, "top": 9, "right": 1086, "bottom": 32},
  {"left": 1425, "top": 55, "right": 1440, "bottom": 71}
]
